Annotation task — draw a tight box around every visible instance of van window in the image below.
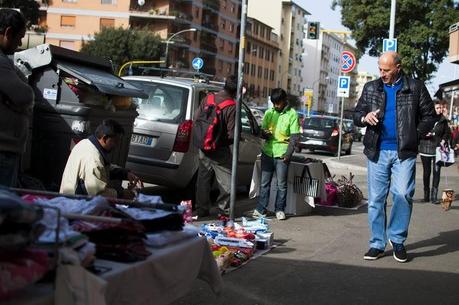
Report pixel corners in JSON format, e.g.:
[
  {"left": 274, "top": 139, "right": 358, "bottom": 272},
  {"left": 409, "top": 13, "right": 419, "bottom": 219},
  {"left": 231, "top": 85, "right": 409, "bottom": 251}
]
[{"left": 129, "top": 81, "right": 189, "bottom": 122}]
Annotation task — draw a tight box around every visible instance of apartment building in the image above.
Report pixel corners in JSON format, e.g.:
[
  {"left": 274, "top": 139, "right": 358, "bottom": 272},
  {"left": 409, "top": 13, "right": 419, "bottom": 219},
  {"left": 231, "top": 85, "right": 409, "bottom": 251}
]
[
  {"left": 355, "top": 71, "right": 377, "bottom": 100},
  {"left": 36, "top": 0, "right": 241, "bottom": 80},
  {"left": 244, "top": 17, "right": 279, "bottom": 105},
  {"left": 248, "top": 0, "right": 309, "bottom": 96},
  {"left": 303, "top": 31, "right": 345, "bottom": 114}
]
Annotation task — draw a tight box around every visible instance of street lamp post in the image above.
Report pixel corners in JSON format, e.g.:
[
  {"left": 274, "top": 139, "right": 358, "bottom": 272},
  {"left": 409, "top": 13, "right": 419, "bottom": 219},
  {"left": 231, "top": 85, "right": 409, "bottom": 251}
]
[{"left": 164, "top": 28, "right": 197, "bottom": 67}]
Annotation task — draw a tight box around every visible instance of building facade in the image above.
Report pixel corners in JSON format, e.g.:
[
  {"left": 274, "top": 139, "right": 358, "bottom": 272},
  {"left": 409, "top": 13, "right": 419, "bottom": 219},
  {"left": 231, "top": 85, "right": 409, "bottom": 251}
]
[
  {"left": 248, "top": 0, "right": 309, "bottom": 97},
  {"left": 303, "top": 30, "right": 345, "bottom": 115},
  {"left": 36, "top": 0, "right": 242, "bottom": 80},
  {"left": 244, "top": 17, "right": 279, "bottom": 105}
]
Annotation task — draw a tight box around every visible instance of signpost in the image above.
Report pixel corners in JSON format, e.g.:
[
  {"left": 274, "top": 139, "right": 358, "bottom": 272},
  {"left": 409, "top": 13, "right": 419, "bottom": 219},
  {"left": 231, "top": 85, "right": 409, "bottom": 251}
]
[
  {"left": 383, "top": 38, "right": 398, "bottom": 52},
  {"left": 336, "top": 50, "right": 356, "bottom": 159},
  {"left": 191, "top": 57, "right": 204, "bottom": 72}
]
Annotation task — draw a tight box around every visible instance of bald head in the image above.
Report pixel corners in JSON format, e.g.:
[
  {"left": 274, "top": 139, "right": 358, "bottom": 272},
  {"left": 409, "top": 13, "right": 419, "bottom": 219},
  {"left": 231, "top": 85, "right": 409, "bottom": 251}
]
[{"left": 378, "top": 51, "right": 401, "bottom": 85}]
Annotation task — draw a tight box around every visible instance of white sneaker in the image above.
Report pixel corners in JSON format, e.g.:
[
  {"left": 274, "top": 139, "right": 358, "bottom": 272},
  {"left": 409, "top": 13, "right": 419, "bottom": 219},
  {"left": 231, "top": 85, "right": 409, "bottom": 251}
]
[
  {"left": 276, "top": 211, "right": 286, "bottom": 220},
  {"left": 252, "top": 209, "right": 266, "bottom": 219}
]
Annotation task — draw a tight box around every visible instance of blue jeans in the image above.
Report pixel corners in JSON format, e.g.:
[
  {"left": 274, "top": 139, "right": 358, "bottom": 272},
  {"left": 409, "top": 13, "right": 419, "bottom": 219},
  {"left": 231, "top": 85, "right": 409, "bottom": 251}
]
[
  {"left": 367, "top": 150, "right": 416, "bottom": 250},
  {"left": 0, "top": 151, "right": 20, "bottom": 187},
  {"left": 256, "top": 153, "right": 288, "bottom": 213}
]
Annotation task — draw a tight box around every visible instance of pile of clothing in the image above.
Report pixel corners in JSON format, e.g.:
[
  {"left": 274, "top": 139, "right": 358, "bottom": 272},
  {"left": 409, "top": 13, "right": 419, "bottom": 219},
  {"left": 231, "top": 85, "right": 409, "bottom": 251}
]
[{"left": 0, "top": 189, "right": 49, "bottom": 300}]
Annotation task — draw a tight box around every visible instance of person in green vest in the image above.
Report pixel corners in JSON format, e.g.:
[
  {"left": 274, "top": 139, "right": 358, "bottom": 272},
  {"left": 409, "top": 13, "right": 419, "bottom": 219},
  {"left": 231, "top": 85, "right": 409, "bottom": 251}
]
[{"left": 252, "top": 88, "right": 300, "bottom": 220}]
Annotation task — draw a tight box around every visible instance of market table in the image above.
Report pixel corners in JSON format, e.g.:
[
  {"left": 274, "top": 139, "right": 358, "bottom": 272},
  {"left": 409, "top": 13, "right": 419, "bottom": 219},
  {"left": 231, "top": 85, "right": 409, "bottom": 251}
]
[
  {"left": 3, "top": 235, "right": 222, "bottom": 305},
  {"left": 249, "top": 159, "right": 326, "bottom": 215}
]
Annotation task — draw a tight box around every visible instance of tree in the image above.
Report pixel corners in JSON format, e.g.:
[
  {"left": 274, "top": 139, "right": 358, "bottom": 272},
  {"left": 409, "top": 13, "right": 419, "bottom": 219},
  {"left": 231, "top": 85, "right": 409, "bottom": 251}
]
[
  {"left": 332, "top": 0, "right": 459, "bottom": 81},
  {"left": 0, "top": 0, "right": 40, "bottom": 26},
  {"left": 81, "top": 27, "right": 162, "bottom": 74}
]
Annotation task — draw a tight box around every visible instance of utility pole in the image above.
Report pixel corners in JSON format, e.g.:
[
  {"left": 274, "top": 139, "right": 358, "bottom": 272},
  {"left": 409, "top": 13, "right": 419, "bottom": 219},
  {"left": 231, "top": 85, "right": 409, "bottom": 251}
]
[
  {"left": 229, "top": 0, "right": 247, "bottom": 220},
  {"left": 389, "top": 0, "right": 396, "bottom": 39}
]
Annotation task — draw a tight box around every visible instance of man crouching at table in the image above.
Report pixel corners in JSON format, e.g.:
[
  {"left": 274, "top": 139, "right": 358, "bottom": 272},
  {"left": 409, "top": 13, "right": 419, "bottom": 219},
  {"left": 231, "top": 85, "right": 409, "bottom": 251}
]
[{"left": 60, "top": 119, "right": 141, "bottom": 199}]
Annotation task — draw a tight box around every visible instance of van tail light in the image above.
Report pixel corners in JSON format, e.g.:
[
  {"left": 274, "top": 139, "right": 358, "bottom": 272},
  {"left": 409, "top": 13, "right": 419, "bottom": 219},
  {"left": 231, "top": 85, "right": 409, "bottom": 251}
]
[
  {"left": 331, "top": 128, "right": 339, "bottom": 137},
  {"left": 173, "top": 120, "right": 193, "bottom": 153}
]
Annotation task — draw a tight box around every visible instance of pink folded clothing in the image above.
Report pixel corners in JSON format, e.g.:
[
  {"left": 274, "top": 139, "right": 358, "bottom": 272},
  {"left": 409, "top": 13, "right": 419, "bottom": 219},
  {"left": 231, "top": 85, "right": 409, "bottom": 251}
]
[{"left": 0, "top": 248, "right": 49, "bottom": 300}]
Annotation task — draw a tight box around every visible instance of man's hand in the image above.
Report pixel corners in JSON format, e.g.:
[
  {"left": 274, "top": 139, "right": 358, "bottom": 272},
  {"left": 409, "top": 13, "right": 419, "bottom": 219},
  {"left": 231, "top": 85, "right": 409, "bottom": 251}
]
[
  {"left": 363, "top": 109, "right": 380, "bottom": 126},
  {"left": 261, "top": 129, "right": 273, "bottom": 140},
  {"left": 127, "top": 171, "right": 143, "bottom": 190},
  {"left": 282, "top": 155, "right": 290, "bottom": 164}
]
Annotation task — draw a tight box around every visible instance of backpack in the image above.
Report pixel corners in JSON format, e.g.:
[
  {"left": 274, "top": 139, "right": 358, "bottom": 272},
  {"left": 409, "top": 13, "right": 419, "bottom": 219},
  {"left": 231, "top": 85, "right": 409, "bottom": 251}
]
[{"left": 193, "top": 94, "right": 235, "bottom": 152}]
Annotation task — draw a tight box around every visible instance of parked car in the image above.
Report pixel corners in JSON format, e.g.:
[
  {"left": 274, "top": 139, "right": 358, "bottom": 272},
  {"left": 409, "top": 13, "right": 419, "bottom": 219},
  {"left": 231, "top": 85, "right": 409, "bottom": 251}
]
[
  {"left": 297, "top": 115, "right": 354, "bottom": 155},
  {"left": 123, "top": 76, "right": 262, "bottom": 193},
  {"left": 353, "top": 126, "right": 366, "bottom": 141},
  {"left": 250, "top": 108, "right": 264, "bottom": 126}
]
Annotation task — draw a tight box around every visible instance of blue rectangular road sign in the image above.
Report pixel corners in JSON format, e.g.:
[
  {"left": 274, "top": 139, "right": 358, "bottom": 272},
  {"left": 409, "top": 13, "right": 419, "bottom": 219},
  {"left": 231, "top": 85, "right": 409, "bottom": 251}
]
[
  {"left": 383, "top": 38, "right": 397, "bottom": 52},
  {"left": 337, "top": 76, "right": 350, "bottom": 98}
]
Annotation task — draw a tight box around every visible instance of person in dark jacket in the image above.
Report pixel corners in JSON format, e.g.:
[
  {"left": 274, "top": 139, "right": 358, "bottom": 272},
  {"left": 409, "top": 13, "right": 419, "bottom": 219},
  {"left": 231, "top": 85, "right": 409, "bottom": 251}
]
[
  {"left": 418, "top": 100, "right": 452, "bottom": 203},
  {"left": 0, "top": 9, "right": 34, "bottom": 187},
  {"left": 354, "top": 51, "right": 435, "bottom": 263},
  {"left": 194, "top": 75, "right": 237, "bottom": 217}
]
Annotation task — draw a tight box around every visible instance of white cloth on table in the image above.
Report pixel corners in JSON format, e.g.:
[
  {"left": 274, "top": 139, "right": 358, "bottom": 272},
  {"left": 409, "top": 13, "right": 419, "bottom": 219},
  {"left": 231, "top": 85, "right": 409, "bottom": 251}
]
[
  {"left": 55, "top": 248, "right": 107, "bottom": 305},
  {"left": 145, "top": 224, "right": 199, "bottom": 248}
]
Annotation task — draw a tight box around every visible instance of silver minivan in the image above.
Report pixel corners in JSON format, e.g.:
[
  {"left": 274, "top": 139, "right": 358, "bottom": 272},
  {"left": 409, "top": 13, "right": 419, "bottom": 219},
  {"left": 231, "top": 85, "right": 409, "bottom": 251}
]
[{"left": 123, "top": 76, "right": 262, "bottom": 192}]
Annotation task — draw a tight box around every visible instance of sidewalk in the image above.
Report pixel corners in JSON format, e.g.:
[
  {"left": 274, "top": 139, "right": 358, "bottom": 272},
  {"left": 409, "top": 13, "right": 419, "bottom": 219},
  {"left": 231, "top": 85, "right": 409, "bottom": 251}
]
[{"left": 171, "top": 156, "right": 459, "bottom": 305}]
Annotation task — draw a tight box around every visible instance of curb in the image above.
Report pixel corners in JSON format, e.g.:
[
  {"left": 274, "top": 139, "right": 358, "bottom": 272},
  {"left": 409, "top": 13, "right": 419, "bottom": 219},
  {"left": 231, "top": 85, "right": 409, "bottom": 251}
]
[{"left": 324, "top": 157, "right": 367, "bottom": 172}]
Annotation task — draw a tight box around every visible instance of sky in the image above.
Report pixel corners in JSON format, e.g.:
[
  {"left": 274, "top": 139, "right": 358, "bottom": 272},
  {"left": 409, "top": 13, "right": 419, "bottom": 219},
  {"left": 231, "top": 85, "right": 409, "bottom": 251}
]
[{"left": 296, "top": 0, "right": 459, "bottom": 95}]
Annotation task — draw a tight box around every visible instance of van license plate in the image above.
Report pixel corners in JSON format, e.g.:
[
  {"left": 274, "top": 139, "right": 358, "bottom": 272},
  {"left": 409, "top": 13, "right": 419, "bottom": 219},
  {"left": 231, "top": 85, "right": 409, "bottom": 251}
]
[{"left": 131, "top": 134, "right": 154, "bottom": 146}]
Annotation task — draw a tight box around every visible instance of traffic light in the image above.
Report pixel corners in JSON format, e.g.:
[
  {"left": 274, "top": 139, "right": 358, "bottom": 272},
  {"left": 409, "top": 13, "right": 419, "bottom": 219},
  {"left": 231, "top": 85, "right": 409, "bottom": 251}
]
[{"left": 307, "top": 22, "right": 320, "bottom": 40}]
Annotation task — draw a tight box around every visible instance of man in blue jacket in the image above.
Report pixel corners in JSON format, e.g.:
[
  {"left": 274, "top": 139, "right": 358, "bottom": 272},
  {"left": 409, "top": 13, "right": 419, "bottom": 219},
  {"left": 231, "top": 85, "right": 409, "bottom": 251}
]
[{"left": 354, "top": 51, "right": 435, "bottom": 263}]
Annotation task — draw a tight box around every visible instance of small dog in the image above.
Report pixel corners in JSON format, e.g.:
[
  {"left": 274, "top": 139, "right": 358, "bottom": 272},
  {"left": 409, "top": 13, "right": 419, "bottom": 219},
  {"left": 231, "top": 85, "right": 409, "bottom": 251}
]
[{"left": 441, "top": 189, "right": 454, "bottom": 211}]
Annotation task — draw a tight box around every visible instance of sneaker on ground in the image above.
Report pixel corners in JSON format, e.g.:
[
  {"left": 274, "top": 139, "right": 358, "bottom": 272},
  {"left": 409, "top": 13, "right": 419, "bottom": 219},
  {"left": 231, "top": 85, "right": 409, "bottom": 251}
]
[
  {"left": 275, "top": 211, "right": 286, "bottom": 220},
  {"left": 252, "top": 209, "right": 266, "bottom": 219},
  {"left": 363, "top": 248, "right": 384, "bottom": 260},
  {"left": 389, "top": 240, "right": 407, "bottom": 263}
]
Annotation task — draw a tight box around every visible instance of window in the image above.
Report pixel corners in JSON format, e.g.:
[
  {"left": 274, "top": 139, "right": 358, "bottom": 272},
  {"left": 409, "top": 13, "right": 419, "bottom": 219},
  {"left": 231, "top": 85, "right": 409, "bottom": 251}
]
[
  {"left": 262, "top": 87, "right": 267, "bottom": 98},
  {"left": 221, "top": 19, "right": 226, "bottom": 29},
  {"left": 100, "top": 18, "right": 114, "bottom": 29},
  {"left": 63, "top": 0, "right": 77, "bottom": 2},
  {"left": 241, "top": 105, "right": 253, "bottom": 133},
  {"left": 251, "top": 64, "right": 255, "bottom": 76},
  {"left": 130, "top": 81, "right": 189, "bottom": 123},
  {"left": 264, "top": 68, "right": 268, "bottom": 79},
  {"left": 257, "top": 66, "right": 262, "bottom": 78},
  {"left": 246, "top": 42, "right": 251, "bottom": 54},
  {"left": 60, "top": 16, "right": 76, "bottom": 27},
  {"left": 229, "top": 23, "right": 234, "bottom": 32},
  {"left": 259, "top": 47, "right": 264, "bottom": 59},
  {"left": 59, "top": 40, "right": 75, "bottom": 50},
  {"left": 260, "top": 27, "right": 265, "bottom": 38},
  {"left": 101, "top": 0, "right": 116, "bottom": 4}
]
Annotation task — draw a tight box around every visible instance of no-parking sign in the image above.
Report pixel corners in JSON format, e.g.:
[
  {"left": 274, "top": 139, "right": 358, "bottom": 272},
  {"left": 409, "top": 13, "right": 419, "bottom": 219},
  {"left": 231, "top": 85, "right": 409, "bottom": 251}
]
[{"left": 340, "top": 51, "right": 356, "bottom": 73}]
